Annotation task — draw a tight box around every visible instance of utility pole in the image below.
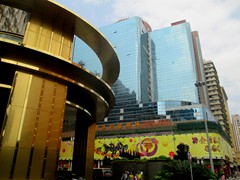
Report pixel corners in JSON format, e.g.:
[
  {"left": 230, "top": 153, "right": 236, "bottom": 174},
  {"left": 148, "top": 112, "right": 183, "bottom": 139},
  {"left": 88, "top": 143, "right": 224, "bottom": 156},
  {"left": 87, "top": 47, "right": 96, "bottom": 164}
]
[
  {"left": 188, "top": 152, "right": 193, "bottom": 180},
  {"left": 205, "top": 112, "right": 215, "bottom": 173},
  {"left": 195, "top": 81, "right": 214, "bottom": 173}
]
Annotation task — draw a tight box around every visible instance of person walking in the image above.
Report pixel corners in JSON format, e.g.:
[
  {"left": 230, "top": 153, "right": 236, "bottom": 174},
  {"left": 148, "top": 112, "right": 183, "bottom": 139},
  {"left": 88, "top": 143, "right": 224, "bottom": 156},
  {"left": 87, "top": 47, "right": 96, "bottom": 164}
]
[
  {"left": 121, "top": 171, "right": 128, "bottom": 180},
  {"left": 128, "top": 172, "right": 134, "bottom": 180}
]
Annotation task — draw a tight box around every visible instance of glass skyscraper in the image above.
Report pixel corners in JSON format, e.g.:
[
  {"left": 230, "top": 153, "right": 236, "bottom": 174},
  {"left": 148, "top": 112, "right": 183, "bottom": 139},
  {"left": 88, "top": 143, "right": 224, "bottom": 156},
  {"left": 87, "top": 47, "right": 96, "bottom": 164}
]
[
  {"left": 73, "top": 17, "right": 212, "bottom": 123},
  {"left": 150, "top": 22, "right": 198, "bottom": 103},
  {"left": 73, "top": 17, "right": 150, "bottom": 102},
  {"left": 71, "top": 14, "right": 233, "bottom": 175}
]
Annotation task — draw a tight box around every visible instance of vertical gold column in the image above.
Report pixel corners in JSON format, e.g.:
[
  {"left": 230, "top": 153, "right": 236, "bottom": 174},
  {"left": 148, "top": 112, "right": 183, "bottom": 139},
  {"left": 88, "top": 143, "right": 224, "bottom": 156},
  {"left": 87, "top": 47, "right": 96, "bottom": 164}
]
[
  {"left": 0, "top": 72, "right": 30, "bottom": 180},
  {"left": 0, "top": 72, "right": 67, "bottom": 179},
  {"left": 85, "top": 123, "right": 96, "bottom": 180}
]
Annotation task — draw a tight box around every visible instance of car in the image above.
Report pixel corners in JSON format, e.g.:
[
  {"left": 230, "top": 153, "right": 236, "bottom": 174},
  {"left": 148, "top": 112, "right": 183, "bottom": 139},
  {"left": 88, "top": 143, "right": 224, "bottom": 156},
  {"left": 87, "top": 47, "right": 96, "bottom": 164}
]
[{"left": 93, "top": 168, "right": 113, "bottom": 180}]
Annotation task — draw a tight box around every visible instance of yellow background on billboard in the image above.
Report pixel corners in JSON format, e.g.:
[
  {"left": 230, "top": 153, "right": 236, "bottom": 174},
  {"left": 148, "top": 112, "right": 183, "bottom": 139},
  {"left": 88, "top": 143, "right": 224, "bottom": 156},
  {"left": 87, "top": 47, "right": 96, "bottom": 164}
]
[
  {"left": 94, "top": 133, "right": 232, "bottom": 161},
  {"left": 59, "top": 140, "right": 74, "bottom": 160}
]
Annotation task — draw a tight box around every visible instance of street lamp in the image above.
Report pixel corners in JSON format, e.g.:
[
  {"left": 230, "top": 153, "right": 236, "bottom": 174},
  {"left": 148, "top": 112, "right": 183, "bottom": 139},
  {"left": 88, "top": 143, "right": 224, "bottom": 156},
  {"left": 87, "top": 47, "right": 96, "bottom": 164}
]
[
  {"left": 204, "top": 112, "right": 215, "bottom": 173},
  {"left": 188, "top": 152, "right": 193, "bottom": 180},
  {"left": 195, "top": 81, "right": 214, "bottom": 173}
]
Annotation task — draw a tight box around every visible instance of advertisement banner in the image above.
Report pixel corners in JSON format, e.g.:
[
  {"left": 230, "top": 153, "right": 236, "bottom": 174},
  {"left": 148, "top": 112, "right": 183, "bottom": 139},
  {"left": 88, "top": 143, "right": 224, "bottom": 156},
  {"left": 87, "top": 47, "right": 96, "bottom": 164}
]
[
  {"left": 59, "top": 140, "right": 74, "bottom": 160},
  {"left": 94, "top": 133, "right": 233, "bottom": 161}
]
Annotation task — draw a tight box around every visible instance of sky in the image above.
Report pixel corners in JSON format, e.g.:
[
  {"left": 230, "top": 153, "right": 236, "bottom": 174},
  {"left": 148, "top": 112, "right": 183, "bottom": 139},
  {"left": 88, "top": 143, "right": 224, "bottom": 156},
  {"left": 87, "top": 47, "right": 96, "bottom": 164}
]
[{"left": 55, "top": 0, "right": 240, "bottom": 115}]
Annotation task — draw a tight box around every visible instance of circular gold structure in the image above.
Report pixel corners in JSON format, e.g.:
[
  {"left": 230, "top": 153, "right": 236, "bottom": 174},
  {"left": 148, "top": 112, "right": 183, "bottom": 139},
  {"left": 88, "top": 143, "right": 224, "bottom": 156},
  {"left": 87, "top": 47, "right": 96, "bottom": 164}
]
[{"left": 0, "top": 0, "right": 119, "bottom": 179}]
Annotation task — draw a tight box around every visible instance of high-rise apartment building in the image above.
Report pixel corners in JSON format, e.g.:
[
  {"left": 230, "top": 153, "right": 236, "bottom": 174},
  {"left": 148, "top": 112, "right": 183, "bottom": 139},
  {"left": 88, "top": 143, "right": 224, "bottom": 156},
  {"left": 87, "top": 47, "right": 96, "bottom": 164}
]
[
  {"left": 232, "top": 115, "right": 240, "bottom": 152},
  {"left": 232, "top": 114, "right": 240, "bottom": 170},
  {"left": 204, "top": 60, "right": 230, "bottom": 134}
]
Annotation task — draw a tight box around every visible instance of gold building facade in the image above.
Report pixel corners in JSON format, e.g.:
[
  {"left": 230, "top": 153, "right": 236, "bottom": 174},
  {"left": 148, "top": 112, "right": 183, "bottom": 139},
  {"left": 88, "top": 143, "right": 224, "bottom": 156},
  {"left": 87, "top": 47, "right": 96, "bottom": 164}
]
[{"left": 0, "top": 0, "right": 119, "bottom": 179}]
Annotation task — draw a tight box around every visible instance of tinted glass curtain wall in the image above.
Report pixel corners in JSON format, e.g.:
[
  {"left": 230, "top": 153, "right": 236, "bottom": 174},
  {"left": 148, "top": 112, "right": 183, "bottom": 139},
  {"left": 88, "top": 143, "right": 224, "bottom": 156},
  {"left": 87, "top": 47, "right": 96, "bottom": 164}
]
[
  {"left": 150, "top": 22, "right": 199, "bottom": 103},
  {"left": 73, "top": 18, "right": 203, "bottom": 122},
  {"left": 73, "top": 17, "right": 153, "bottom": 121}
]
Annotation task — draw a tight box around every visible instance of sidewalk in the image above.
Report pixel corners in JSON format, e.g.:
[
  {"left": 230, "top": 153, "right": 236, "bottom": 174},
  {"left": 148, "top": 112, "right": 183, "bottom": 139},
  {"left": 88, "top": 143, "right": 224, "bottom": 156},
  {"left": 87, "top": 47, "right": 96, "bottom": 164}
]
[{"left": 228, "top": 176, "right": 240, "bottom": 180}]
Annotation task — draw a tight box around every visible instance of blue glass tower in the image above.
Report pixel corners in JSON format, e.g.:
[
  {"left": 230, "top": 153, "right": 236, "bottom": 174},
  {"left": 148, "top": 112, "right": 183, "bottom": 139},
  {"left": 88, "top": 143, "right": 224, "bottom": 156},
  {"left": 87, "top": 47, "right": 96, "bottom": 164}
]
[
  {"left": 150, "top": 22, "right": 198, "bottom": 103},
  {"left": 73, "top": 17, "right": 151, "bottom": 103},
  {"left": 73, "top": 17, "right": 213, "bottom": 123}
]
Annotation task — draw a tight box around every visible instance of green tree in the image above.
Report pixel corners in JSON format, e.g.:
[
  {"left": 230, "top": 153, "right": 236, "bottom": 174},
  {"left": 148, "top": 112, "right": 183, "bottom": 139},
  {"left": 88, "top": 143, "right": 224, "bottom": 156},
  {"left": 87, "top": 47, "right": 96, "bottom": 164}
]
[
  {"left": 154, "top": 160, "right": 217, "bottom": 180},
  {"left": 174, "top": 143, "right": 189, "bottom": 161}
]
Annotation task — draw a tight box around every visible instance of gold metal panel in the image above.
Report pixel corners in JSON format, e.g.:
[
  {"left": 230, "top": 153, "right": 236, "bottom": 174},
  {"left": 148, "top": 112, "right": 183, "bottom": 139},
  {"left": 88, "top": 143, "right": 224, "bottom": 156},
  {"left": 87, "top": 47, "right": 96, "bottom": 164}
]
[
  {"left": 48, "top": 136, "right": 59, "bottom": 149},
  {"left": 52, "top": 101, "right": 66, "bottom": 113},
  {"left": 44, "top": 149, "right": 58, "bottom": 180},
  {"left": 51, "top": 40, "right": 61, "bottom": 55},
  {"left": 50, "top": 121, "right": 62, "bottom": 132},
  {"left": 38, "top": 35, "right": 50, "bottom": 51},
  {"left": 24, "top": 29, "right": 39, "bottom": 47},
  {"left": 52, "top": 113, "right": 64, "bottom": 123},
  {"left": 29, "top": 148, "right": 45, "bottom": 179},
  {"left": 0, "top": 147, "right": 15, "bottom": 179},
  {"left": 85, "top": 123, "right": 97, "bottom": 180},
  {"left": 52, "top": 31, "right": 62, "bottom": 42},
  {"left": 53, "top": 88, "right": 67, "bottom": 113},
  {"left": 2, "top": 106, "right": 23, "bottom": 147},
  {"left": 23, "top": 3, "right": 74, "bottom": 61},
  {"left": 60, "top": 44, "right": 71, "bottom": 60},
  {"left": 41, "top": 26, "right": 52, "bottom": 38},
  {"left": 62, "top": 35, "right": 72, "bottom": 47},
  {"left": 13, "top": 148, "right": 31, "bottom": 178},
  {"left": 48, "top": 130, "right": 60, "bottom": 140},
  {"left": 10, "top": 72, "right": 30, "bottom": 107},
  {"left": 34, "top": 111, "right": 50, "bottom": 149},
  {"left": 18, "top": 108, "right": 36, "bottom": 148},
  {"left": 26, "top": 76, "right": 43, "bottom": 109},
  {"left": 27, "top": 16, "right": 41, "bottom": 32},
  {"left": 24, "top": 14, "right": 42, "bottom": 46},
  {"left": 40, "top": 82, "right": 55, "bottom": 112}
]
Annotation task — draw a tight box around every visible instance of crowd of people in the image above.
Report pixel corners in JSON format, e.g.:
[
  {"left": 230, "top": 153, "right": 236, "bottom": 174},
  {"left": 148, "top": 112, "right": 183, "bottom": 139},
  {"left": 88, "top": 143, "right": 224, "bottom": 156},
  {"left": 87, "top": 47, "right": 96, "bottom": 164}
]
[{"left": 121, "top": 171, "right": 143, "bottom": 180}]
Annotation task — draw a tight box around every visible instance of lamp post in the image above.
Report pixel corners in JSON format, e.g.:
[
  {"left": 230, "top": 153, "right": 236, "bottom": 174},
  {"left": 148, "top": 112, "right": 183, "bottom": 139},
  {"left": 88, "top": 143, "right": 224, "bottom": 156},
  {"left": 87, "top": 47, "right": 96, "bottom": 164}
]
[
  {"left": 188, "top": 152, "right": 193, "bottom": 180},
  {"left": 204, "top": 112, "right": 214, "bottom": 173},
  {"left": 195, "top": 81, "right": 214, "bottom": 173}
]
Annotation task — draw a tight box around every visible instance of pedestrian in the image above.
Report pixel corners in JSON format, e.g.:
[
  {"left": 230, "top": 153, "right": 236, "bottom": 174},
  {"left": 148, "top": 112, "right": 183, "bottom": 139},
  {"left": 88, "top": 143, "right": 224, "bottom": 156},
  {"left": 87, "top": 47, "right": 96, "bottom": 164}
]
[
  {"left": 134, "top": 173, "right": 138, "bottom": 180},
  {"left": 234, "top": 171, "right": 237, "bottom": 178},
  {"left": 121, "top": 171, "right": 128, "bottom": 180},
  {"left": 128, "top": 172, "right": 134, "bottom": 180},
  {"left": 137, "top": 171, "right": 143, "bottom": 180}
]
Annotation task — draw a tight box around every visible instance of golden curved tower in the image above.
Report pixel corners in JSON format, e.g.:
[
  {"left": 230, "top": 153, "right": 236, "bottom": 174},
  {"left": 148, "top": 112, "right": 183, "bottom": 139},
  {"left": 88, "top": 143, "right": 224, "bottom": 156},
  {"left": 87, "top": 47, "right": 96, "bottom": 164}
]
[{"left": 0, "top": 0, "right": 119, "bottom": 179}]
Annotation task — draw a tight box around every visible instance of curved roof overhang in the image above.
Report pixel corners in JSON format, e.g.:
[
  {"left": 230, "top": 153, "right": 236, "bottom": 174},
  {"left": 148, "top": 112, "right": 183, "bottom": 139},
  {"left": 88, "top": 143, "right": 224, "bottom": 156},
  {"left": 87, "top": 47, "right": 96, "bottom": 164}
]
[
  {"left": 0, "top": 0, "right": 120, "bottom": 87},
  {"left": 0, "top": 40, "right": 115, "bottom": 121}
]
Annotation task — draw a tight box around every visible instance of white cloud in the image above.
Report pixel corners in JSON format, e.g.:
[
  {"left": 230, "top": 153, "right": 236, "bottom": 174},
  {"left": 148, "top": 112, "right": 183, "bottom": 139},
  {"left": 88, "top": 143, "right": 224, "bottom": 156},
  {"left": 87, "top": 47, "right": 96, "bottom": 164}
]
[{"left": 82, "top": 0, "right": 111, "bottom": 5}]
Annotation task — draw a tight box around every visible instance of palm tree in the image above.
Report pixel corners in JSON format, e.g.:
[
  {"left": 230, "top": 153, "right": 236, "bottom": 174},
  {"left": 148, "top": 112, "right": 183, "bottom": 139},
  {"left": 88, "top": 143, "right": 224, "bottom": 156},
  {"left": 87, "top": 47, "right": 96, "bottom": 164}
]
[{"left": 154, "top": 160, "right": 217, "bottom": 180}]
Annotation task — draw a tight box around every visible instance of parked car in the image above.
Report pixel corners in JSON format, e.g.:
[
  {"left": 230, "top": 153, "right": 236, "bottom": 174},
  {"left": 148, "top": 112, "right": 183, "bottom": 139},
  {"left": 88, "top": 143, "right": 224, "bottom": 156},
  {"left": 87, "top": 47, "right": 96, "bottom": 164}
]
[{"left": 93, "top": 168, "right": 113, "bottom": 180}]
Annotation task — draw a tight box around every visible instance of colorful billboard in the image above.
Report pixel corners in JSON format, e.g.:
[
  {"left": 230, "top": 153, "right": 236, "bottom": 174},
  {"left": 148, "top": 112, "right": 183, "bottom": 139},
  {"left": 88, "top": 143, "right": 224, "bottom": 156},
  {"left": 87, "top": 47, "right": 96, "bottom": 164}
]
[
  {"left": 94, "top": 133, "right": 233, "bottom": 161},
  {"left": 59, "top": 140, "right": 74, "bottom": 160},
  {"left": 58, "top": 133, "right": 232, "bottom": 162}
]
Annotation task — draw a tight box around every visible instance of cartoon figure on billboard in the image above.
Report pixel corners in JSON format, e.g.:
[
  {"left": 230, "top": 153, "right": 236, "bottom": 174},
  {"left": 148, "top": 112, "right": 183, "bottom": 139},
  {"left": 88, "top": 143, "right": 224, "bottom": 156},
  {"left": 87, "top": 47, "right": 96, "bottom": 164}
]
[
  {"left": 211, "top": 145, "right": 220, "bottom": 152},
  {"left": 95, "top": 141, "right": 128, "bottom": 158},
  {"left": 192, "top": 137, "right": 198, "bottom": 144},
  {"left": 200, "top": 136, "right": 206, "bottom": 144}
]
